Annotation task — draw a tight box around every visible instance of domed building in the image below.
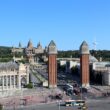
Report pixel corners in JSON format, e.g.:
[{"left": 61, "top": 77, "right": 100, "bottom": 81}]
[{"left": 11, "top": 39, "right": 47, "bottom": 63}]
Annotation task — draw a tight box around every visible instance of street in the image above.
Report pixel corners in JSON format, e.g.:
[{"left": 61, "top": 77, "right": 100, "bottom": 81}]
[{"left": 4, "top": 97, "right": 110, "bottom": 110}]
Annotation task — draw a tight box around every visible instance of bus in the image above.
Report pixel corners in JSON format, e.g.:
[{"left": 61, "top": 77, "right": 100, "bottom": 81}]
[
  {"left": 65, "top": 100, "right": 85, "bottom": 106},
  {"left": 65, "top": 100, "right": 76, "bottom": 106},
  {"left": 74, "top": 100, "right": 85, "bottom": 106}
]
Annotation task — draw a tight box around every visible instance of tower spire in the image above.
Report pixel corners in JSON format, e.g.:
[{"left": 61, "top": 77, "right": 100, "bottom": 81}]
[
  {"left": 27, "top": 39, "right": 33, "bottom": 48},
  {"left": 19, "top": 42, "right": 22, "bottom": 48}
]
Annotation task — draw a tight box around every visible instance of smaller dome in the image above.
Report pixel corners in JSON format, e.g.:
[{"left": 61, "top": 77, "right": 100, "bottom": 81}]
[{"left": 80, "top": 41, "right": 89, "bottom": 54}]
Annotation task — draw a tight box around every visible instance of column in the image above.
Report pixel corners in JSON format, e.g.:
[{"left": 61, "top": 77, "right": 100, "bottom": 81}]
[
  {"left": 6, "top": 76, "right": 8, "bottom": 90},
  {"left": 2, "top": 76, "right": 4, "bottom": 90},
  {"left": 34, "top": 57, "right": 36, "bottom": 63},
  {"left": 26, "top": 66, "right": 29, "bottom": 84},
  {"left": 10, "top": 75, "right": 12, "bottom": 89},
  {"left": 14, "top": 75, "right": 15, "bottom": 88},
  {"left": 18, "top": 75, "right": 21, "bottom": 89},
  {"left": 0, "top": 76, "right": 1, "bottom": 90}
]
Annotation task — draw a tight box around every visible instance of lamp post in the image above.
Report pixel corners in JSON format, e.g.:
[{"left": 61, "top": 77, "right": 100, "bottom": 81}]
[
  {"left": 58, "top": 100, "right": 60, "bottom": 110},
  {"left": 81, "top": 85, "right": 82, "bottom": 100},
  {"left": 80, "top": 85, "right": 82, "bottom": 100},
  {"left": 80, "top": 85, "right": 83, "bottom": 110}
]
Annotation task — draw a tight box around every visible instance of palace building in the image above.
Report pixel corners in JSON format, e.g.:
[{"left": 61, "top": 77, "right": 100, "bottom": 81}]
[{"left": 12, "top": 39, "right": 47, "bottom": 63}]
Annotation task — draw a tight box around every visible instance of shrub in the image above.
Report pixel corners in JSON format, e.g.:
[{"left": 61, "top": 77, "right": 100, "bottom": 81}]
[
  {"left": 25, "top": 83, "right": 33, "bottom": 89},
  {"left": 0, "top": 104, "right": 3, "bottom": 110}
]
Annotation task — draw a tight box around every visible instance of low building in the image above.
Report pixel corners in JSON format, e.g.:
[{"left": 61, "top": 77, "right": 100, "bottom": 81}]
[
  {"left": 92, "top": 62, "right": 110, "bottom": 85},
  {"left": 60, "top": 60, "right": 66, "bottom": 66},
  {"left": 103, "top": 69, "right": 110, "bottom": 85},
  {"left": 66, "top": 61, "right": 78, "bottom": 73}
]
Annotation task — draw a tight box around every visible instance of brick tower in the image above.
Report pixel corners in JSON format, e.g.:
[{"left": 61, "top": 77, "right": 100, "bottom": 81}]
[
  {"left": 80, "top": 41, "right": 90, "bottom": 87},
  {"left": 48, "top": 40, "right": 57, "bottom": 88}
]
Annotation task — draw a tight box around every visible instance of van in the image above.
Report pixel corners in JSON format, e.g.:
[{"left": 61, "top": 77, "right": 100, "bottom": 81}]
[{"left": 66, "top": 84, "right": 73, "bottom": 90}]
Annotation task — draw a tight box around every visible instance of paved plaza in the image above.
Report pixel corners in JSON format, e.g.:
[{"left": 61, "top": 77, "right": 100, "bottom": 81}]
[
  {"left": 0, "top": 85, "right": 110, "bottom": 110},
  {"left": 1, "top": 69, "right": 110, "bottom": 110}
]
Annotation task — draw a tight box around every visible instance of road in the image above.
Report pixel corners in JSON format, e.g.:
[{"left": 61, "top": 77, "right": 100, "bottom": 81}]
[
  {"left": 5, "top": 103, "right": 79, "bottom": 110},
  {"left": 87, "top": 97, "right": 110, "bottom": 110},
  {"left": 4, "top": 98, "right": 110, "bottom": 110}
]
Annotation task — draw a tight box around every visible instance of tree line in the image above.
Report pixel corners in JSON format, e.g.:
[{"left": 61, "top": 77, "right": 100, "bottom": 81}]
[
  {"left": 0, "top": 46, "right": 110, "bottom": 62},
  {"left": 58, "top": 50, "right": 110, "bottom": 61},
  {"left": 0, "top": 46, "right": 13, "bottom": 62}
]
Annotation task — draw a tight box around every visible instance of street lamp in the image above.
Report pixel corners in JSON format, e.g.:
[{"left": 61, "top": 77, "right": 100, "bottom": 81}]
[
  {"left": 58, "top": 101, "right": 60, "bottom": 110},
  {"left": 81, "top": 85, "right": 82, "bottom": 100},
  {"left": 80, "top": 85, "right": 83, "bottom": 100},
  {"left": 80, "top": 85, "right": 83, "bottom": 110}
]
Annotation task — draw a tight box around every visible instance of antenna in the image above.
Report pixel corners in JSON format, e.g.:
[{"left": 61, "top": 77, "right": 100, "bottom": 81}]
[{"left": 93, "top": 38, "right": 98, "bottom": 50}]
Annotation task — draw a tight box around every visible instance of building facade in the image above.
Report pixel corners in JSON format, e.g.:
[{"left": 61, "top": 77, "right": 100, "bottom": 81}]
[
  {"left": 92, "top": 62, "right": 110, "bottom": 85},
  {"left": 0, "top": 62, "right": 29, "bottom": 91}
]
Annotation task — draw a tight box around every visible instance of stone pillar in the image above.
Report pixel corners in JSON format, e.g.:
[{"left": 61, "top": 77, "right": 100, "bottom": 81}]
[
  {"left": 48, "top": 40, "right": 57, "bottom": 88},
  {"left": 34, "top": 57, "right": 36, "bottom": 63},
  {"left": 14, "top": 75, "right": 15, "bottom": 88},
  {"left": 10, "top": 75, "right": 12, "bottom": 89},
  {"left": 80, "top": 41, "right": 90, "bottom": 88},
  {"left": 0, "top": 76, "right": 2, "bottom": 90},
  {"left": 18, "top": 75, "right": 21, "bottom": 89},
  {"left": 2, "top": 76, "right": 4, "bottom": 90},
  {"left": 6, "top": 76, "right": 8, "bottom": 90},
  {"left": 26, "top": 66, "right": 29, "bottom": 84}
]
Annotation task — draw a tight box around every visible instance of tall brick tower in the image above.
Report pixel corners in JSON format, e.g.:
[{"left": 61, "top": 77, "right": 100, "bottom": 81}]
[
  {"left": 80, "top": 41, "right": 90, "bottom": 87},
  {"left": 48, "top": 40, "right": 57, "bottom": 88}
]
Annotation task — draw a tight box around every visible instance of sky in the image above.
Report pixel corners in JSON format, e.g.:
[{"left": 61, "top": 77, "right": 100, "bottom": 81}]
[{"left": 0, "top": 0, "right": 110, "bottom": 50}]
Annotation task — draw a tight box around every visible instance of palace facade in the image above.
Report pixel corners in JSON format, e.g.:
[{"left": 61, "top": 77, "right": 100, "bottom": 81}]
[{"left": 12, "top": 40, "right": 47, "bottom": 63}]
